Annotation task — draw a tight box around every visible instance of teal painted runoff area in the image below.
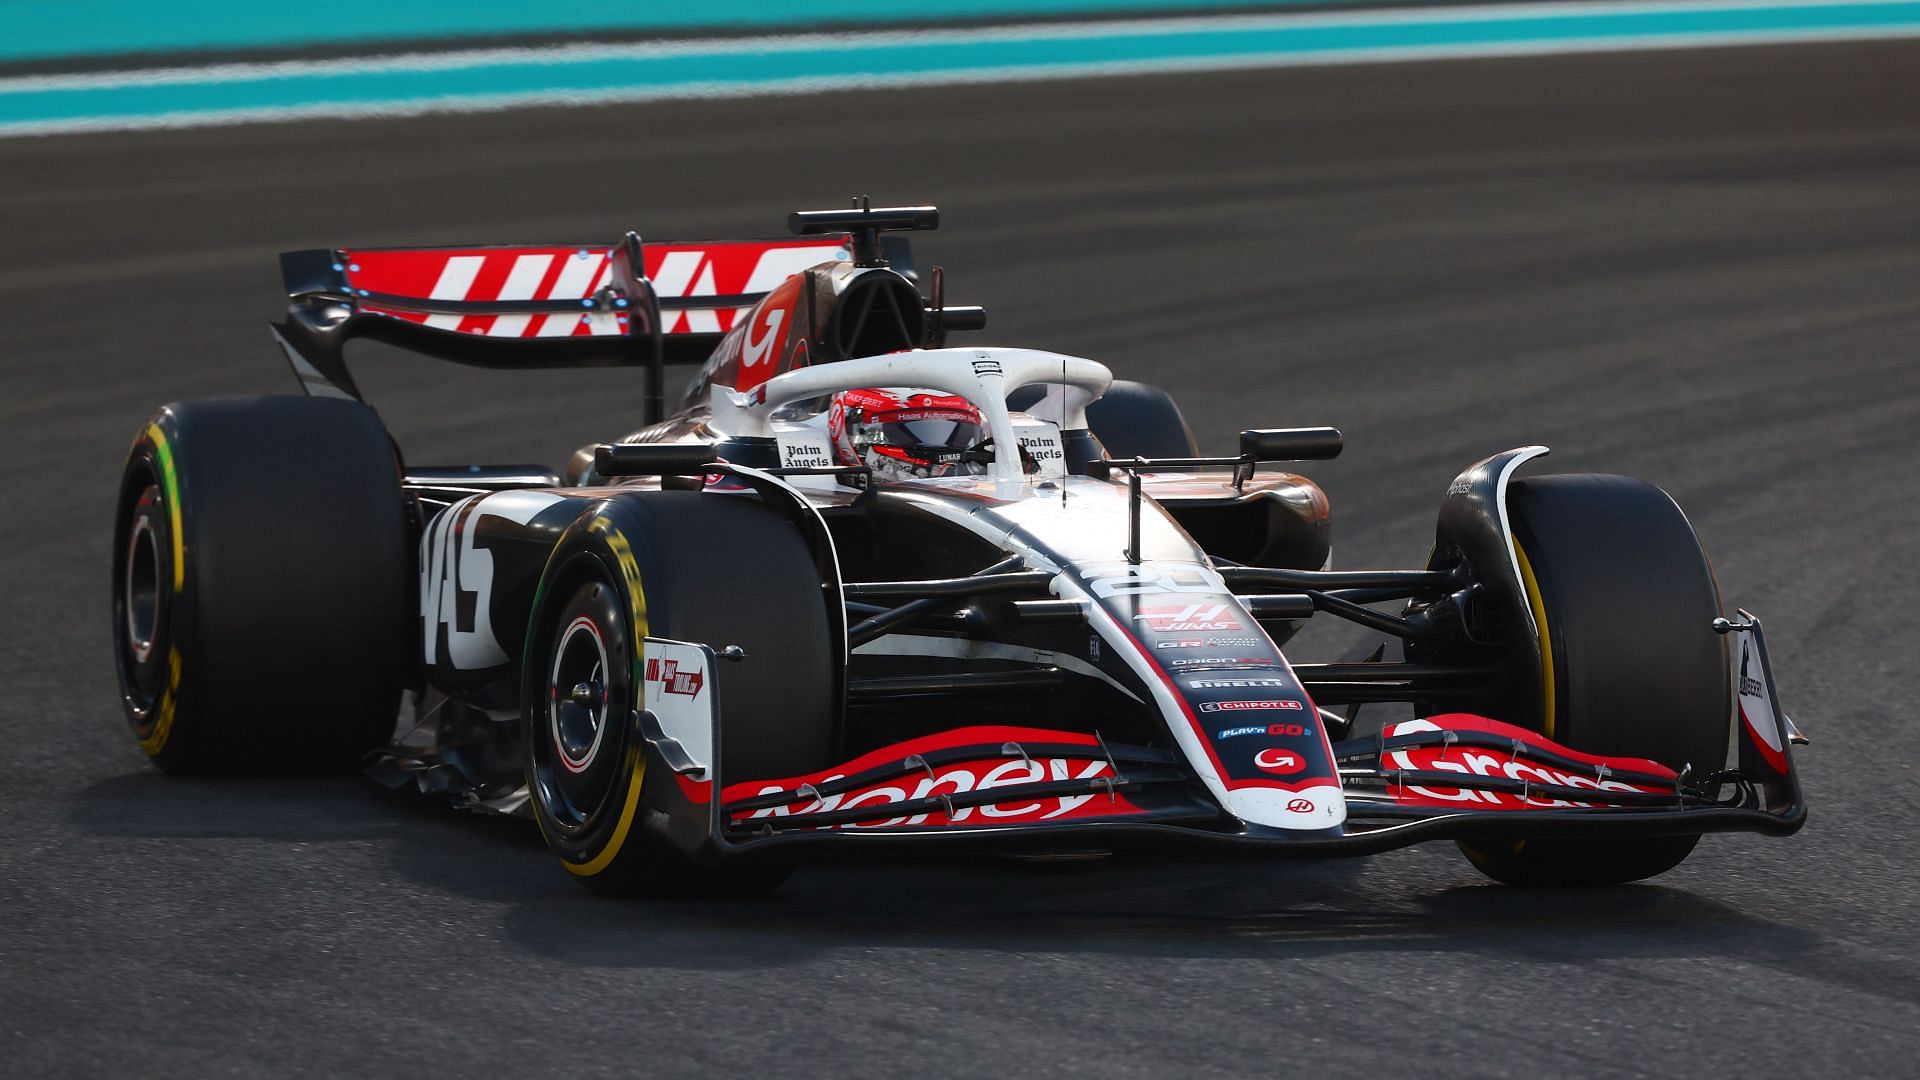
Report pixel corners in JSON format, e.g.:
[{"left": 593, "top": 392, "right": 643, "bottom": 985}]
[
  {"left": 0, "top": 1, "right": 1337, "bottom": 62},
  {"left": 5, "top": 2, "right": 1920, "bottom": 135}
]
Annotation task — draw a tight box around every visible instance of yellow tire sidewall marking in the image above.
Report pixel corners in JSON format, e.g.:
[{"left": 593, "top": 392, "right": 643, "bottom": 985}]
[
  {"left": 137, "top": 422, "right": 186, "bottom": 756},
  {"left": 138, "top": 647, "right": 181, "bottom": 756},
  {"left": 556, "top": 517, "right": 651, "bottom": 877},
  {"left": 146, "top": 423, "right": 185, "bottom": 591},
  {"left": 1514, "top": 540, "right": 1556, "bottom": 742},
  {"left": 563, "top": 747, "right": 648, "bottom": 877}
]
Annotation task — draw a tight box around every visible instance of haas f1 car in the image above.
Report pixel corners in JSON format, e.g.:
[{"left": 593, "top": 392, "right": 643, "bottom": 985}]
[{"left": 111, "top": 202, "right": 1807, "bottom": 896}]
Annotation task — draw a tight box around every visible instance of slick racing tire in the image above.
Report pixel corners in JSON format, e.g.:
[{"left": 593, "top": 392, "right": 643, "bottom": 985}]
[
  {"left": 1459, "top": 474, "right": 1731, "bottom": 887},
  {"left": 1086, "top": 380, "right": 1200, "bottom": 460},
  {"left": 111, "top": 397, "right": 411, "bottom": 774},
  {"left": 524, "top": 491, "right": 835, "bottom": 899}
]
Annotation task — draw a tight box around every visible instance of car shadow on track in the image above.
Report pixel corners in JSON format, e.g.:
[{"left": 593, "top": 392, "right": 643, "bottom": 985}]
[
  {"left": 69, "top": 769, "right": 555, "bottom": 904},
  {"left": 71, "top": 770, "right": 428, "bottom": 842},
  {"left": 71, "top": 770, "right": 1910, "bottom": 1010},
  {"left": 497, "top": 853, "right": 1917, "bottom": 1011}
]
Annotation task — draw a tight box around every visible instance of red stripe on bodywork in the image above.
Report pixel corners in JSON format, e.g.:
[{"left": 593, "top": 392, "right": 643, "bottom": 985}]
[
  {"left": 1740, "top": 703, "right": 1790, "bottom": 774},
  {"left": 674, "top": 773, "right": 712, "bottom": 804}
]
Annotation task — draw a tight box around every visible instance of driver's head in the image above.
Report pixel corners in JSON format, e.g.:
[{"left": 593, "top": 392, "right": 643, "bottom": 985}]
[{"left": 829, "top": 387, "right": 986, "bottom": 482}]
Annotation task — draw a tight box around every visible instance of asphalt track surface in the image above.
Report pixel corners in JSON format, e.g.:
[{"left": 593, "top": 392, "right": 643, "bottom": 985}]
[{"left": 2, "top": 40, "right": 1917, "bottom": 1078}]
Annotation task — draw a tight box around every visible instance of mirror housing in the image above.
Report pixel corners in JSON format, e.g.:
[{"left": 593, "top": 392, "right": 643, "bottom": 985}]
[
  {"left": 594, "top": 443, "right": 720, "bottom": 477},
  {"left": 1240, "top": 427, "right": 1343, "bottom": 462}
]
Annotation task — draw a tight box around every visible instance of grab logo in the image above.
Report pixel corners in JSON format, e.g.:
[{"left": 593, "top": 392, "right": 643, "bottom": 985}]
[{"left": 1254, "top": 748, "right": 1306, "bottom": 775}]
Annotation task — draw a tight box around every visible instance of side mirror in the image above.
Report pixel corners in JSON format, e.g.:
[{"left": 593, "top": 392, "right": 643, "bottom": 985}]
[{"left": 1240, "top": 427, "right": 1343, "bottom": 462}]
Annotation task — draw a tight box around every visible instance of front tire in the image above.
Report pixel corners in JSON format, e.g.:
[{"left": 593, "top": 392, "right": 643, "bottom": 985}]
[
  {"left": 525, "top": 491, "right": 836, "bottom": 898},
  {"left": 111, "top": 397, "right": 411, "bottom": 774},
  {"left": 1458, "top": 474, "right": 1730, "bottom": 886}
]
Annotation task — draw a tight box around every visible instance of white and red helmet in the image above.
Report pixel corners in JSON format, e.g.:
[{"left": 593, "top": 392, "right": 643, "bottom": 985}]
[{"left": 828, "top": 388, "right": 989, "bottom": 482}]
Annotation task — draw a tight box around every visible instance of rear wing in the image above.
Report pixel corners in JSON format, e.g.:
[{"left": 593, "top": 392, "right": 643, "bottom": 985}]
[{"left": 271, "top": 231, "right": 904, "bottom": 421}]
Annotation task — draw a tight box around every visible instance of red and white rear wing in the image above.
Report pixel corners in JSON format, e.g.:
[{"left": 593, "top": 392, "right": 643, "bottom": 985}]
[
  {"left": 270, "top": 232, "right": 865, "bottom": 415},
  {"left": 336, "top": 236, "right": 851, "bottom": 340}
]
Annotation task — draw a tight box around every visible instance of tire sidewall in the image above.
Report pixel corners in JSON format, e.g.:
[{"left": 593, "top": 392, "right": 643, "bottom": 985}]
[
  {"left": 110, "top": 397, "right": 411, "bottom": 773},
  {"left": 520, "top": 493, "right": 833, "bottom": 896},
  {"left": 525, "top": 555, "right": 651, "bottom": 876},
  {"left": 112, "top": 426, "right": 200, "bottom": 766},
  {"left": 1507, "top": 476, "right": 1730, "bottom": 771},
  {"left": 1458, "top": 474, "right": 1729, "bottom": 886}
]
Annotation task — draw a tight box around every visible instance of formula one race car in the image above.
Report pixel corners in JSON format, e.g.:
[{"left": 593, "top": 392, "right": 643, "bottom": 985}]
[{"left": 111, "top": 201, "right": 1807, "bottom": 896}]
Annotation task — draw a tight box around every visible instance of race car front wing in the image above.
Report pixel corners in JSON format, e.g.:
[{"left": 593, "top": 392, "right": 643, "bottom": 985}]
[{"left": 635, "top": 611, "right": 1805, "bottom": 863}]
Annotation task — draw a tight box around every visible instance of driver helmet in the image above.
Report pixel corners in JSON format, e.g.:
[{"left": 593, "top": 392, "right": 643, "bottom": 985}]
[{"left": 828, "top": 387, "right": 987, "bottom": 482}]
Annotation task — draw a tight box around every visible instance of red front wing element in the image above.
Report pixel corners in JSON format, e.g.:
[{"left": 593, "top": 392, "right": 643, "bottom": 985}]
[
  {"left": 722, "top": 726, "right": 1151, "bottom": 830},
  {"left": 1375, "top": 714, "right": 1680, "bottom": 810}
]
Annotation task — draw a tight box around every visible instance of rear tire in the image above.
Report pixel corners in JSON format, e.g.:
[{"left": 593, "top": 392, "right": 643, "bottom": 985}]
[
  {"left": 1458, "top": 474, "right": 1729, "bottom": 886},
  {"left": 525, "top": 491, "right": 836, "bottom": 898},
  {"left": 1088, "top": 380, "right": 1199, "bottom": 460},
  {"left": 111, "top": 397, "right": 411, "bottom": 774}
]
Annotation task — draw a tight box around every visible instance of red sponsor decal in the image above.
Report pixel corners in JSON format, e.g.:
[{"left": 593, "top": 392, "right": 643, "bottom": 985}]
[
  {"left": 1286, "top": 798, "right": 1315, "bottom": 813},
  {"left": 731, "top": 274, "right": 805, "bottom": 392},
  {"left": 645, "top": 657, "right": 704, "bottom": 699},
  {"left": 741, "top": 303, "right": 786, "bottom": 369},
  {"left": 834, "top": 389, "right": 981, "bottom": 425},
  {"left": 722, "top": 725, "right": 1145, "bottom": 829},
  {"left": 1254, "top": 748, "right": 1308, "bottom": 775},
  {"left": 1380, "top": 714, "right": 1676, "bottom": 810}
]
